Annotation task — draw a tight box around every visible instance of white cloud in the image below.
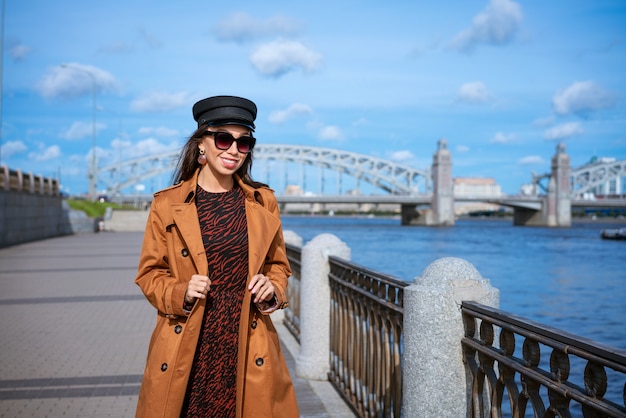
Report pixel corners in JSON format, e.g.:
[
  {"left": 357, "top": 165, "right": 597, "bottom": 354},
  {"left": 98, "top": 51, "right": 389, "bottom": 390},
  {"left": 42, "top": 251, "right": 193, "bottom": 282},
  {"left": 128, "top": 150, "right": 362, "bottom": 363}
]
[
  {"left": 543, "top": 122, "right": 584, "bottom": 140},
  {"left": 268, "top": 103, "right": 313, "bottom": 124},
  {"left": 518, "top": 155, "right": 545, "bottom": 165},
  {"left": 104, "top": 137, "right": 177, "bottom": 163},
  {"left": 98, "top": 41, "right": 136, "bottom": 54},
  {"left": 450, "top": 0, "right": 523, "bottom": 52},
  {"left": 532, "top": 116, "right": 555, "bottom": 127},
  {"left": 9, "top": 43, "right": 31, "bottom": 61},
  {"left": 457, "top": 81, "right": 491, "bottom": 104},
  {"left": 318, "top": 125, "right": 343, "bottom": 141},
  {"left": 0, "top": 140, "right": 27, "bottom": 158},
  {"left": 29, "top": 145, "right": 61, "bottom": 161},
  {"left": 138, "top": 126, "right": 180, "bottom": 137},
  {"left": 389, "top": 150, "right": 414, "bottom": 162},
  {"left": 37, "top": 63, "right": 118, "bottom": 99},
  {"left": 491, "top": 131, "right": 516, "bottom": 144},
  {"left": 60, "top": 121, "right": 106, "bottom": 140},
  {"left": 456, "top": 145, "right": 471, "bottom": 153},
  {"left": 139, "top": 28, "right": 163, "bottom": 49},
  {"left": 213, "top": 12, "right": 301, "bottom": 43},
  {"left": 133, "top": 138, "right": 176, "bottom": 157},
  {"left": 552, "top": 81, "right": 618, "bottom": 115},
  {"left": 131, "top": 91, "right": 191, "bottom": 113},
  {"left": 250, "top": 39, "right": 322, "bottom": 77}
]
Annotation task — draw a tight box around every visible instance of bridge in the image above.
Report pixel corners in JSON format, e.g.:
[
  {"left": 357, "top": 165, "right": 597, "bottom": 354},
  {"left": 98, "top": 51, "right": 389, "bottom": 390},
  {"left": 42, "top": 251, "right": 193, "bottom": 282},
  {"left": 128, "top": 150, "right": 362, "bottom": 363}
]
[{"left": 92, "top": 141, "right": 625, "bottom": 227}]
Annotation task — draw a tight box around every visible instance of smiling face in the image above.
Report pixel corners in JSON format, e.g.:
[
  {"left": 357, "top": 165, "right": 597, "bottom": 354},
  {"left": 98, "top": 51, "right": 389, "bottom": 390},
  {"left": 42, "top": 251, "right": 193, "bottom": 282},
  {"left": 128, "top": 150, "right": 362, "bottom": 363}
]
[{"left": 197, "top": 124, "right": 252, "bottom": 191}]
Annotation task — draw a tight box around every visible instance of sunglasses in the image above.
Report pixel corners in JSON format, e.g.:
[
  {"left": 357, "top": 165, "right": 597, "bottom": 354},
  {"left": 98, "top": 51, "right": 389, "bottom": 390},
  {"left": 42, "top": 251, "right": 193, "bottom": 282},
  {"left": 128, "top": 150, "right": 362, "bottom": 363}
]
[{"left": 204, "top": 131, "right": 256, "bottom": 154}]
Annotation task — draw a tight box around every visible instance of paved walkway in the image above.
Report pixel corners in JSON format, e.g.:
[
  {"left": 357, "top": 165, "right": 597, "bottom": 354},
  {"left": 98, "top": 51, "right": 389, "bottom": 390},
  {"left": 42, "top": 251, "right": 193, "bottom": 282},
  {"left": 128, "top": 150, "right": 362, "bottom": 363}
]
[{"left": 0, "top": 232, "right": 354, "bottom": 418}]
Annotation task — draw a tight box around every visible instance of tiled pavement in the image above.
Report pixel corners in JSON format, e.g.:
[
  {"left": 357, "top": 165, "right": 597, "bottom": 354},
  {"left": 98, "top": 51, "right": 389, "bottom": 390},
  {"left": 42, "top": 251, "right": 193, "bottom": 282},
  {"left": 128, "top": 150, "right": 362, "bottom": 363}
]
[{"left": 0, "top": 232, "right": 354, "bottom": 418}]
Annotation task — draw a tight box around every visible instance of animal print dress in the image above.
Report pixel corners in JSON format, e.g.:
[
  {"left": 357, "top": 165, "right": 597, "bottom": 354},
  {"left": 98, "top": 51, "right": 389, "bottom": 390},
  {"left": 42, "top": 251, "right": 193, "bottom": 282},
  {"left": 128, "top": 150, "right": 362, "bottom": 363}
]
[{"left": 181, "top": 184, "right": 248, "bottom": 417}]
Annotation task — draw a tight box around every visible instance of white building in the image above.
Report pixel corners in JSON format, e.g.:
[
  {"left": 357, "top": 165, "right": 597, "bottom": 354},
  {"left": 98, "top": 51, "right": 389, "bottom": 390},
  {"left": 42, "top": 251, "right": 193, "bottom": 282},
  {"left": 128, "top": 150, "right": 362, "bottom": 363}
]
[{"left": 453, "top": 177, "right": 504, "bottom": 215}]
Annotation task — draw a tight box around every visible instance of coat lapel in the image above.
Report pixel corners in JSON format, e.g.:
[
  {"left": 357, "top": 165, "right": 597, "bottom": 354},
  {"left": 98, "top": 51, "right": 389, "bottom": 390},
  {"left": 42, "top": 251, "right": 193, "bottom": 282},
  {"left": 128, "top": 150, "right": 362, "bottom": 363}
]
[{"left": 171, "top": 201, "right": 208, "bottom": 276}]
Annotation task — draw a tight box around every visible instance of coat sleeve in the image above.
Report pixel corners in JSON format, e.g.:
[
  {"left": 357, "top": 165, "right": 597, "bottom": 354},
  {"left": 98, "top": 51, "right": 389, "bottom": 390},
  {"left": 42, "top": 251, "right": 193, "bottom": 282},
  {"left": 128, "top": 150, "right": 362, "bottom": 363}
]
[
  {"left": 135, "top": 196, "right": 190, "bottom": 318},
  {"left": 256, "top": 190, "right": 292, "bottom": 315}
]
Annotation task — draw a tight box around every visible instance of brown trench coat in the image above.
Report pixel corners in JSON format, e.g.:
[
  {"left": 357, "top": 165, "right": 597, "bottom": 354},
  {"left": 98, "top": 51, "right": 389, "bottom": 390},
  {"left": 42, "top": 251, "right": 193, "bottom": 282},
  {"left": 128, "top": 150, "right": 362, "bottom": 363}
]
[{"left": 135, "top": 171, "right": 299, "bottom": 418}]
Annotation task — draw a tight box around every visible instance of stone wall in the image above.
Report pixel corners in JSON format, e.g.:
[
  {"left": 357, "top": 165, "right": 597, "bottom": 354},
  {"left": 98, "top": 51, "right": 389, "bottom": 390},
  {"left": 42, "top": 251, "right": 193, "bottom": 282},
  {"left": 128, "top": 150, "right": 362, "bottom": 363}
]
[{"left": 0, "top": 190, "right": 75, "bottom": 248}]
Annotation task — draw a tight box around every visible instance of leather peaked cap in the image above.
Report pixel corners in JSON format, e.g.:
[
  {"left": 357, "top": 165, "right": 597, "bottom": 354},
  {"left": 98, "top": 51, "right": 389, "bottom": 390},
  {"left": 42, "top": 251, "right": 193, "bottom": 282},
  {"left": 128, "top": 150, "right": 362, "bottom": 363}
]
[{"left": 192, "top": 95, "right": 257, "bottom": 130}]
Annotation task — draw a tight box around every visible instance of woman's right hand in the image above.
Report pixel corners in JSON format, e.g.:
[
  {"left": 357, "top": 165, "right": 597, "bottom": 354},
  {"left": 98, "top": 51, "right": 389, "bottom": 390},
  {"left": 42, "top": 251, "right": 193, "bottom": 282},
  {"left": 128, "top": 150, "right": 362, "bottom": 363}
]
[{"left": 185, "top": 274, "right": 210, "bottom": 304}]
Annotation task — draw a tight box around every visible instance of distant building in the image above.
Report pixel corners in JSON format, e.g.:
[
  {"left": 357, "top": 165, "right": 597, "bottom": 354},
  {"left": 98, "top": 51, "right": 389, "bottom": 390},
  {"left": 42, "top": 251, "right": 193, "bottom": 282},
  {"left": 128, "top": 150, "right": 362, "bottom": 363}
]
[
  {"left": 453, "top": 177, "right": 503, "bottom": 215},
  {"left": 284, "top": 184, "right": 303, "bottom": 195}
]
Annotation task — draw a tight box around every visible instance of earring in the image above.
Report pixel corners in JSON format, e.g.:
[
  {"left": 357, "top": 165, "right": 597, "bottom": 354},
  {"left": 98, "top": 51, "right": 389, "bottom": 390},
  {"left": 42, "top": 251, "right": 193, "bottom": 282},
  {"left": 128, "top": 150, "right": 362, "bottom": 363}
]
[{"left": 197, "top": 148, "right": 207, "bottom": 165}]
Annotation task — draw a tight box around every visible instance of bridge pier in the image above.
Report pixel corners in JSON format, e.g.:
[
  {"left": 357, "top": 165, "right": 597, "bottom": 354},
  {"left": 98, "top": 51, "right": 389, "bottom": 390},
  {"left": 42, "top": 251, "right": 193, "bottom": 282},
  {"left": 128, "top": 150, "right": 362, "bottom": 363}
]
[
  {"left": 402, "top": 139, "right": 454, "bottom": 226},
  {"left": 513, "top": 143, "right": 571, "bottom": 227}
]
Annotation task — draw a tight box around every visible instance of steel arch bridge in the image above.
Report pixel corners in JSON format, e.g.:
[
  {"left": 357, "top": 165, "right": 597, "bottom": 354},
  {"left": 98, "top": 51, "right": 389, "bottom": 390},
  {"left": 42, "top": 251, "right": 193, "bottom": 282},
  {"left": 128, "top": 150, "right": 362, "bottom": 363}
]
[
  {"left": 532, "top": 158, "right": 626, "bottom": 197},
  {"left": 571, "top": 159, "right": 626, "bottom": 196},
  {"left": 98, "top": 144, "right": 431, "bottom": 196}
]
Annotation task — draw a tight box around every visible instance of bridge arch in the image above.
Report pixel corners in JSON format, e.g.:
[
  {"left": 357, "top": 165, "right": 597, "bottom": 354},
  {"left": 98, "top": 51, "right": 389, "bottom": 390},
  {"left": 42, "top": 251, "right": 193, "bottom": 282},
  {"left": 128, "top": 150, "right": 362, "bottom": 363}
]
[
  {"left": 570, "top": 158, "right": 626, "bottom": 197},
  {"left": 530, "top": 158, "right": 625, "bottom": 198},
  {"left": 98, "top": 144, "right": 431, "bottom": 196}
]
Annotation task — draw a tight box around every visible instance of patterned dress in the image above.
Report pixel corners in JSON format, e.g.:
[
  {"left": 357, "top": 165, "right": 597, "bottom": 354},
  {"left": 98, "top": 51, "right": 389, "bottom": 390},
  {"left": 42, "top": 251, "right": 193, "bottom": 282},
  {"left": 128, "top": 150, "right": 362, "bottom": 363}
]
[{"left": 181, "top": 185, "right": 248, "bottom": 418}]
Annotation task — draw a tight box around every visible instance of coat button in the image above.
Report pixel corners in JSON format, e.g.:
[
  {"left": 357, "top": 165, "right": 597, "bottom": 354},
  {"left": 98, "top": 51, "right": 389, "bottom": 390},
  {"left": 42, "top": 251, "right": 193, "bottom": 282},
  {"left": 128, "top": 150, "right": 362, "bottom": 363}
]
[
  {"left": 161, "top": 363, "right": 168, "bottom": 372},
  {"left": 174, "top": 325, "right": 183, "bottom": 334},
  {"left": 181, "top": 248, "right": 189, "bottom": 257},
  {"left": 255, "top": 358, "right": 264, "bottom": 367},
  {"left": 251, "top": 320, "right": 257, "bottom": 329}
]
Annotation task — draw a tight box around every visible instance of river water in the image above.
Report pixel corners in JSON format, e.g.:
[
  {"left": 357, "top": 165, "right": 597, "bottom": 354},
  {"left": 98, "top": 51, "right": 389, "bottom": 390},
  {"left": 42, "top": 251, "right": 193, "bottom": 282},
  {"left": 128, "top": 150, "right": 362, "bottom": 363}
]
[{"left": 281, "top": 215, "right": 626, "bottom": 409}]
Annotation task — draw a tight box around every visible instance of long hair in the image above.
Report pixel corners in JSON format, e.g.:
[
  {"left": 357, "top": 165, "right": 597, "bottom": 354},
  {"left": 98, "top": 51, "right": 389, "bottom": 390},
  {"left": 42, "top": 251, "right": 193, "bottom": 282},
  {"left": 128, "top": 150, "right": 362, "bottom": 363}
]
[{"left": 171, "top": 124, "right": 267, "bottom": 189}]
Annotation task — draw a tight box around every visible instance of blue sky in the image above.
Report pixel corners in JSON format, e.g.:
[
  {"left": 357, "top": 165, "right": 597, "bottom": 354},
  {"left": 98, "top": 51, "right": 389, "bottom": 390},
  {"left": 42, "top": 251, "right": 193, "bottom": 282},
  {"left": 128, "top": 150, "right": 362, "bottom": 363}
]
[{"left": 1, "top": 0, "right": 624, "bottom": 195}]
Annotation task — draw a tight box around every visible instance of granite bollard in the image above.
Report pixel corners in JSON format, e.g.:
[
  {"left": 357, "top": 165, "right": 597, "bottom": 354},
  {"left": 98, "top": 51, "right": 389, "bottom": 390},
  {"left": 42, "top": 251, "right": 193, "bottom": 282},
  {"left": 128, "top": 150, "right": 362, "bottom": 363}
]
[
  {"left": 402, "top": 256, "right": 499, "bottom": 417},
  {"left": 295, "top": 233, "right": 350, "bottom": 380}
]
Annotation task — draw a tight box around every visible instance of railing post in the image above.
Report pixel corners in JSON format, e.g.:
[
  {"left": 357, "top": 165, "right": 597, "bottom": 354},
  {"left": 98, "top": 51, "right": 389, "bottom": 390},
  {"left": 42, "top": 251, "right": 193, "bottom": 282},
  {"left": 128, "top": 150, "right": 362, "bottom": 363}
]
[
  {"left": 402, "top": 257, "right": 499, "bottom": 417},
  {"left": 296, "top": 233, "right": 350, "bottom": 380},
  {"left": 283, "top": 230, "right": 303, "bottom": 247}
]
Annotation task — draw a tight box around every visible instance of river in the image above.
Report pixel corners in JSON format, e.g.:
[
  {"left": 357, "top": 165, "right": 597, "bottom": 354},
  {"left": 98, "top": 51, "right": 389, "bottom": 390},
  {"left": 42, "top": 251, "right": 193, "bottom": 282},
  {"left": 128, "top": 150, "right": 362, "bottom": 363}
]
[{"left": 281, "top": 215, "right": 626, "bottom": 410}]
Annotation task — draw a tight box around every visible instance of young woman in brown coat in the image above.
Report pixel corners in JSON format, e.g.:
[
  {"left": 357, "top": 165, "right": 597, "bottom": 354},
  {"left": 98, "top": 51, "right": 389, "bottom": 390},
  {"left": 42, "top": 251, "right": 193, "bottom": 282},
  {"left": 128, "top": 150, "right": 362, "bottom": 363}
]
[{"left": 135, "top": 96, "right": 299, "bottom": 418}]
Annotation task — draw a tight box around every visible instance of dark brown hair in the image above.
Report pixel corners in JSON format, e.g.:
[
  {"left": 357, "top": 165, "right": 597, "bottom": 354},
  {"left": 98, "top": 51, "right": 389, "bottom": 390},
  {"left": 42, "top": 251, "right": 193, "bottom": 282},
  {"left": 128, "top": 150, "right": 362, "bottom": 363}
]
[{"left": 171, "top": 124, "right": 266, "bottom": 188}]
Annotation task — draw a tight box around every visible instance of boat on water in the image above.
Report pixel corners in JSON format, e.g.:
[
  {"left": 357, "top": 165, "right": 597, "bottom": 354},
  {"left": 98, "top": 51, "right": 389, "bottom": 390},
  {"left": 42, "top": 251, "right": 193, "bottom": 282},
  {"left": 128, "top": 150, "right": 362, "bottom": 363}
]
[{"left": 600, "top": 227, "right": 626, "bottom": 241}]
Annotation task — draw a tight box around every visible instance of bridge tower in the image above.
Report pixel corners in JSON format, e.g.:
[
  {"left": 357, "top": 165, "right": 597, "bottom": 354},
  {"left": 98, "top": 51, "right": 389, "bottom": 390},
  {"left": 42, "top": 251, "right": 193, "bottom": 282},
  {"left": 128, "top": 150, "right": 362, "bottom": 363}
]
[
  {"left": 401, "top": 139, "right": 455, "bottom": 226},
  {"left": 513, "top": 142, "right": 571, "bottom": 227},
  {"left": 550, "top": 142, "right": 571, "bottom": 226},
  {"left": 431, "top": 138, "right": 455, "bottom": 226}
]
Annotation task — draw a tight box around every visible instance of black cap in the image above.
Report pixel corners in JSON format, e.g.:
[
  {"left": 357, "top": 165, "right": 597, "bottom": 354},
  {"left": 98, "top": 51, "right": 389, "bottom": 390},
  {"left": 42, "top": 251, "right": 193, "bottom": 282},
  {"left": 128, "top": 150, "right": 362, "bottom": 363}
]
[{"left": 192, "top": 95, "right": 257, "bottom": 131}]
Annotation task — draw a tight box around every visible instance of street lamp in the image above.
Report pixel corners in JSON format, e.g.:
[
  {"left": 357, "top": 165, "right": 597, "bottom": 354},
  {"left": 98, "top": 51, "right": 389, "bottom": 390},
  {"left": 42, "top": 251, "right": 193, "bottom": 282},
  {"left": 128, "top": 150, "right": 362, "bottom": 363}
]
[{"left": 61, "top": 63, "right": 98, "bottom": 199}]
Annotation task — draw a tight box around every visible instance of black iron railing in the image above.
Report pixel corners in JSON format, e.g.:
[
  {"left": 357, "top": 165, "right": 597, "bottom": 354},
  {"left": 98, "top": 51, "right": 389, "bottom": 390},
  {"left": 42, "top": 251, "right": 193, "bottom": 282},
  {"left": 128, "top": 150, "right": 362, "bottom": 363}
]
[
  {"left": 461, "top": 301, "right": 626, "bottom": 417},
  {"left": 284, "top": 243, "right": 301, "bottom": 342},
  {"left": 327, "top": 255, "right": 408, "bottom": 418}
]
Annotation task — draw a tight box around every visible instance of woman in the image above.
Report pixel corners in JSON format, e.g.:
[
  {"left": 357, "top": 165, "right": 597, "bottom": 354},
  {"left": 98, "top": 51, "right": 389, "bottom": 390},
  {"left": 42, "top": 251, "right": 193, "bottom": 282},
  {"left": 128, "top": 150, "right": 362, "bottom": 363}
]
[{"left": 135, "top": 96, "right": 299, "bottom": 418}]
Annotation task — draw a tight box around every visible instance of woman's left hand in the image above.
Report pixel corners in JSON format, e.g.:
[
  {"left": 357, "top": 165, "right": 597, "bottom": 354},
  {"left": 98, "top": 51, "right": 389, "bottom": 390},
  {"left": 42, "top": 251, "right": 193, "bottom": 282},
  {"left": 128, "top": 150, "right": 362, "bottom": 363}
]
[{"left": 248, "top": 274, "right": 275, "bottom": 303}]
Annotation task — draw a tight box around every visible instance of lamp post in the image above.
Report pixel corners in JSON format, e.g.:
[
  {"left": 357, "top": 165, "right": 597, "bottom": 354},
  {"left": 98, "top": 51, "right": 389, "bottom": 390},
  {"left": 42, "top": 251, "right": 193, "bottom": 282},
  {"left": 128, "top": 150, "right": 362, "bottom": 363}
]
[{"left": 61, "top": 64, "right": 98, "bottom": 199}]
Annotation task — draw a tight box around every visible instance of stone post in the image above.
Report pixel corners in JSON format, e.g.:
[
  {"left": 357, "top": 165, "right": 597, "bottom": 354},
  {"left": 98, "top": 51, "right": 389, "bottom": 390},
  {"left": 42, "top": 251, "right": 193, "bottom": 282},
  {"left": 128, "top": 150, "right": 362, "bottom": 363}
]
[
  {"left": 282, "top": 230, "right": 303, "bottom": 247},
  {"left": 296, "top": 233, "right": 350, "bottom": 380},
  {"left": 402, "top": 257, "right": 499, "bottom": 417}
]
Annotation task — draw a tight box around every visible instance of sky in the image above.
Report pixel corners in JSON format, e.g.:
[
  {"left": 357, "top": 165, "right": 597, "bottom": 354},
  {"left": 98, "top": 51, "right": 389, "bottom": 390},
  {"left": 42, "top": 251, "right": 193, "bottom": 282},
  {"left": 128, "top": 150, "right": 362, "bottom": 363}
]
[{"left": 1, "top": 0, "right": 625, "bottom": 196}]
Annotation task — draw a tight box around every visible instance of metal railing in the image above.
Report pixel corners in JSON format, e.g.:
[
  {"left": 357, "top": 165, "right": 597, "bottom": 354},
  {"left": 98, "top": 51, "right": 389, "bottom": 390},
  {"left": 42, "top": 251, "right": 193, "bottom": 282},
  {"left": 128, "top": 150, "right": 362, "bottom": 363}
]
[
  {"left": 284, "top": 243, "right": 302, "bottom": 342},
  {"left": 0, "top": 166, "right": 59, "bottom": 195},
  {"left": 461, "top": 301, "right": 626, "bottom": 417},
  {"left": 282, "top": 238, "right": 626, "bottom": 417},
  {"left": 327, "top": 255, "right": 408, "bottom": 418}
]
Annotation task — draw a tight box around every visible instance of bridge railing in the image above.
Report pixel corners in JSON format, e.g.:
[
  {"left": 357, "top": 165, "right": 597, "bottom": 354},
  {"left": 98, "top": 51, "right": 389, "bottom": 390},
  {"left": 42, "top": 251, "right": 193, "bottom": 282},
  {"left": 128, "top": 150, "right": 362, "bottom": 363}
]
[{"left": 283, "top": 232, "right": 626, "bottom": 417}]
